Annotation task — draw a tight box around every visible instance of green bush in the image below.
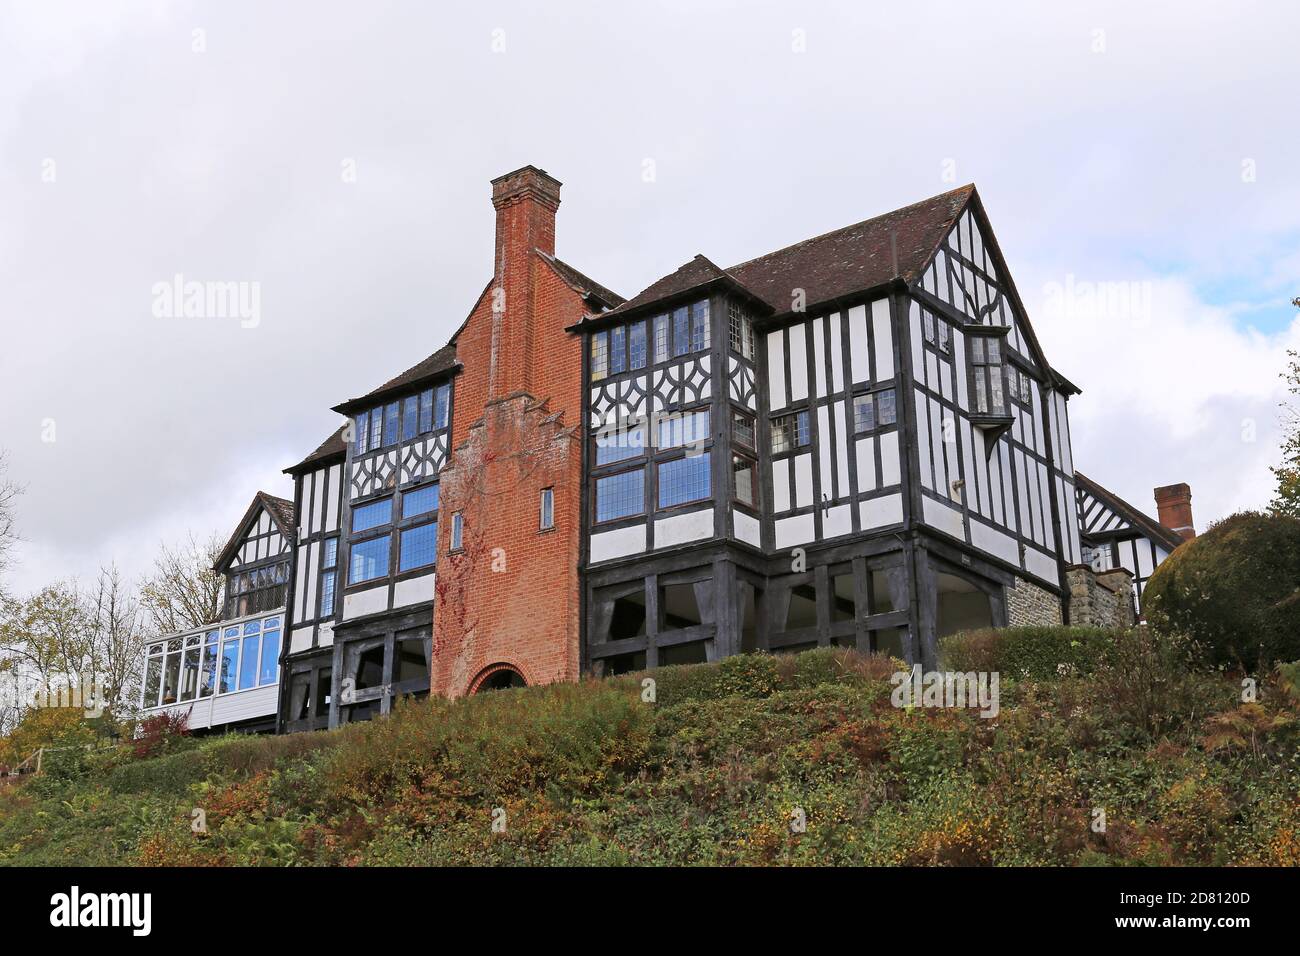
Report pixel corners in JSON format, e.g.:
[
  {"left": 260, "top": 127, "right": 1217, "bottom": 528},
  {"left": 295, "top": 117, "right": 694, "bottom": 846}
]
[
  {"left": 939, "top": 626, "right": 1120, "bottom": 680},
  {"left": 1143, "top": 511, "right": 1300, "bottom": 670}
]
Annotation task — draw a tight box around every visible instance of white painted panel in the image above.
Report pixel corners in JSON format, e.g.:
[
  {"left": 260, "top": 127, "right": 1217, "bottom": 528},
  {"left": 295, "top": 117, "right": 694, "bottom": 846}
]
[
  {"left": 788, "top": 324, "right": 809, "bottom": 403},
  {"left": 812, "top": 316, "right": 826, "bottom": 398},
  {"left": 773, "top": 459, "right": 791, "bottom": 512},
  {"left": 313, "top": 468, "right": 327, "bottom": 535},
  {"left": 817, "top": 405, "right": 833, "bottom": 498},
  {"left": 1136, "top": 538, "right": 1155, "bottom": 577},
  {"left": 824, "top": 504, "right": 853, "bottom": 538},
  {"left": 394, "top": 572, "right": 435, "bottom": 608},
  {"left": 924, "top": 495, "right": 965, "bottom": 539},
  {"left": 303, "top": 542, "right": 319, "bottom": 625},
  {"left": 871, "top": 299, "right": 893, "bottom": 380},
  {"left": 343, "top": 585, "right": 388, "bottom": 620},
  {"left": 999, "top": 441, "right": 1016, "bottom": 534},
  {"left": 1118, "top": 540, "right": 1138, "bottom": 575},
  {"left": 293, "top": 545, "right": 310, "bottom": 624},
  {"left": 829, "top": 312, "right": 844, "bottom": 393},
  {"left": 1017, "top": 451, "right": 1032, "bottom": 541},
  {"left": 930, "top": 400, "right": 948, "bottom": 498},
  {"left": 774, "top": 512, "right": 817, "bottom": 548},
  {"left": 855, "top": 437, "right": 876, "bottom": 492},
  {"left": 326, "top": 464, "right": 342, "bottom": 532},
  {"left": 793, "top": 454, "right": 814, "bottom": 508},
  {"left": 971, "top": 519, "right": 1020, "bottom": 565},
  {"left": 914, "top": 390, "right": 932, "bottom": 490},
  {"left": 656, "top": 508, "right": 714, "bottom": 548},
  {"left": 317, "top": 620, "right": 335, "bottom": 648},
  {"left": 209, "top": 683, "right": 278, "bottom": 727},
  {"left": 880, "top": 432, "right": 901, "bottom": 486},
  {"left": 1025, "top": 547, "right": 1058, "bottom": 584},
  {"left": 834, "top": 400, "right": 850, "bottom": 494},
  {"left": 290, "top": 626, "right": 314, "bottom": 654},
  {"left": 860, "top": 493, "right": 903, "bottom": 529},
  {"left": 939, "top": 358, "right": 953, "bottom": 403},
  {"left": 733, "top": 510, "right": 761, "bottom": 547},
  {"left": 960, "top": 418, "right": 978, "bottom": 516},
  {"left": 258, "top": 512, "right": 270, "bottom": 535},
  {"left": 926, "top": 351, "right": 939, "bottom": 394},
  {"left": 767, "top": 330, "right": 787, "bottom": 410},
  {"left": 1038, "top": 461, "right": 1053, "bottom": 551},
  {"left": 909, "top": 302, "right": 924, "bottom": 390},
  {"left": 849, "top": 304, "right": 871, "bottom": 383},
  {"left": 590, "top": 524, "right": 648, "bottom": 563},
  {"left": 953, "top": 328, "right": 969, "bottom": 409},
  {"left": 300, "top": 474, "right": 313, "bottom": 537}
]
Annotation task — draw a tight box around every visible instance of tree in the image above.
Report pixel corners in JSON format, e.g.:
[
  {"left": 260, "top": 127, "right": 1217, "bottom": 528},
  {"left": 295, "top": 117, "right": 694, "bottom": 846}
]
[
  {"left": 138, "top": 532, "right": 224, "bottom": 636},
  {"left": 82, "top": 563, "right": 147, "bottom": 717},
  {"left": 1143, "top": 511, "right": 1300, "bottom": 671},
  {"left": 0, "top": 450, "right": 22, "bottom": 600},
  {"left": 1271, "top": 316, "right": 1300, "bottom": 518}
]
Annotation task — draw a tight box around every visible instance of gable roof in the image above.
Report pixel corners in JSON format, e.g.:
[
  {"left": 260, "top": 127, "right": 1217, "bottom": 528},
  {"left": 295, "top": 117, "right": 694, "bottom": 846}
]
[
  {"left": 284, "top": 424, "right": 347, "bottom": 475},
  {"left": 1075, "top": 472, "right": 1185, "bottom": 553},
  {"left": 602, "top": 254, "right": 765, "bottom": 319},
  {"left": 213, "top": 492, "right": 297, "bottom": 573}
]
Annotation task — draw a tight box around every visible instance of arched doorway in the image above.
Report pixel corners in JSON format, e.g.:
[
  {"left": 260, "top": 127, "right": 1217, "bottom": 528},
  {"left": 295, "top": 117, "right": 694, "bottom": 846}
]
[{"left": 471, "top": 664, "right": 527, "bottom": 694}]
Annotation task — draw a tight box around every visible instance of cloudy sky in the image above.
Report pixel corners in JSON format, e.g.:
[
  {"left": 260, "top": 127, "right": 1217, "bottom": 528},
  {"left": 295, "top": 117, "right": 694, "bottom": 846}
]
[{"left": 1, "top": 0, "right": 1297, "bottom": 596}]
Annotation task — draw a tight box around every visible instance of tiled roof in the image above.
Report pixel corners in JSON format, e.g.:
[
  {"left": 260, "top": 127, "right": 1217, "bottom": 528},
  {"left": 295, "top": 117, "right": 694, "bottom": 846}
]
[
  {"left": 607, "top": 185, "right": 975, "bottom": 320},
  {"left": 602, "top": 255, "right": 742, "bottom": 318},
  {"left": 726, "top": 185, "right": 974, "bottom": 313},
  {"left": 1075, "top": 472, "right": 1186, "bottom": 553},
  {"left": 540, "top": 253, "right": 625, "bottom": 310},
  {"left": 331, "top": 343, "right": 460, "bottom": 414},
  {"left": 284, "top": 424, "right": 347, "bottom": 475}
]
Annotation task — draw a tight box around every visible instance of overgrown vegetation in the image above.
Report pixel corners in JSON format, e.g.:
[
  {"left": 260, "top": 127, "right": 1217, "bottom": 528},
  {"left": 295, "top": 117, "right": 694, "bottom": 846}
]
[
  {"left": 1143, "top": 510, "right": 1300, "bottom": 670},
  {"left": 1, "top": 634, "right": 1296, "bottom": 867}
]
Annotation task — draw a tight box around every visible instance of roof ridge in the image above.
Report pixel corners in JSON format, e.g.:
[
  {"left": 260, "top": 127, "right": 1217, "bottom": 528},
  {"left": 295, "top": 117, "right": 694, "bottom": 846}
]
[{"left": 726, "top": 184, "right": 975, "bottom": 273}]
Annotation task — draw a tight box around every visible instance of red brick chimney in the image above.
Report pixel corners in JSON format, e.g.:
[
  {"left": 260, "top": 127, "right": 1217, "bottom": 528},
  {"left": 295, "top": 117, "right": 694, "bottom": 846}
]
[
  {"left": 487, "top": 165, "right": 561, "bottom": 400},
  {"left": 1154, "top": 483, "right": 1196, "bottom": 540}
]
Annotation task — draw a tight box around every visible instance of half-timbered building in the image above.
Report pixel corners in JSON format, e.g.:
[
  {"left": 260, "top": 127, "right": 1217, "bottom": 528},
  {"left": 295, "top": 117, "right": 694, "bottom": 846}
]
[
  {"left": 138, "top": 166, "right": 1195, "bottom": 733},
  {"left": 576, "top": 185, "right": 1136, "bottom": 671}
]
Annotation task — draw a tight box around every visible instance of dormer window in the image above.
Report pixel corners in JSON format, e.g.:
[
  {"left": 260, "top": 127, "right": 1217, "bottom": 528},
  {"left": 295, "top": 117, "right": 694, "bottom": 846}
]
[{"left": 969, "top": 335, "right": 1006, "bottom": 416}]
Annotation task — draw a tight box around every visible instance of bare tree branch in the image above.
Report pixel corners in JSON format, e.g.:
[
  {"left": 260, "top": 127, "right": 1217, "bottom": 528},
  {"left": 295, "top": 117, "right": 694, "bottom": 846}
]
[{"left": 138, "top": 531, "right": 224, "bottom": 636}]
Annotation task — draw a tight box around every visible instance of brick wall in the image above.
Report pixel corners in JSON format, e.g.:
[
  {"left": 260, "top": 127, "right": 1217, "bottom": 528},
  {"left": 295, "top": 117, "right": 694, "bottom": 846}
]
[
  {"left": 431, "top": 167, "right": 590, "bottom": 697},
  {"left": 1004, "top": 576, "right": 1064, "bottom": 627},
  {"left": 431, "top": 393, "right": 581, "bottom": 696}
]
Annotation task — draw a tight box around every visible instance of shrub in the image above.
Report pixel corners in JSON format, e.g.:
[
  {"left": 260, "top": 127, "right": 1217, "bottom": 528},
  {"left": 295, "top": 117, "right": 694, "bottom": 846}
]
[
  {"left": 1143, "top": 511, "right": 1300, "bottom": 670},
  {"left": 939, "top": 626, "right": 1120, "bottom": 680},
  {"left": 132, "top": 711, "right": 191, "bottom": 760}
]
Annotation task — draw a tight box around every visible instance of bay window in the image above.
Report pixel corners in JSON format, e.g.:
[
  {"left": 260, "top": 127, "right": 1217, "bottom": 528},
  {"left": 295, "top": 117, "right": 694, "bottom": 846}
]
[{"left": 969, "top": 334, "right": 1008, "bottom": 417}]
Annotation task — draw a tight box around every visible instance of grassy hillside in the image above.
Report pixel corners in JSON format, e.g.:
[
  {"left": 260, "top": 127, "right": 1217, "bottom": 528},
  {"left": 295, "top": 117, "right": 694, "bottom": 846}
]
[{"left": 1, "top": 632, "right": 1297, "bottom": 866}]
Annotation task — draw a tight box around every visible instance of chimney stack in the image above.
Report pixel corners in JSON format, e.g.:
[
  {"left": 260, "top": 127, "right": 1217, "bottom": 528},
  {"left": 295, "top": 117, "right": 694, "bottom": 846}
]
[
  {"left": 487, "top": 165, "right": 562, "bottom": 400},
  {"left": 1154, "top": 483, "right": 1196, "bottom": 540}
]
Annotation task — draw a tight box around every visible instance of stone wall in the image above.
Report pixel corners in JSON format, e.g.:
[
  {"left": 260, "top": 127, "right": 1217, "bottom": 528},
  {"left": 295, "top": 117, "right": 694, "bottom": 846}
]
[
  {"left": 1004, "top": 576, "right": 1064, "bottom": 627},
  {"left": 1065, "top": 565, "right": 1136, "bottom": 629}
]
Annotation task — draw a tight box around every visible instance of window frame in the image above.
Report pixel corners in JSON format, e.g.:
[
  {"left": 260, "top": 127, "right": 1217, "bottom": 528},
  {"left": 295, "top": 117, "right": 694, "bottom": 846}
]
[
  {"left": 539, "top": 487, "right": 555, "bottom": 531},
  {"left": 769, "top": 409, "right": 812, "bottom": 458}
]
